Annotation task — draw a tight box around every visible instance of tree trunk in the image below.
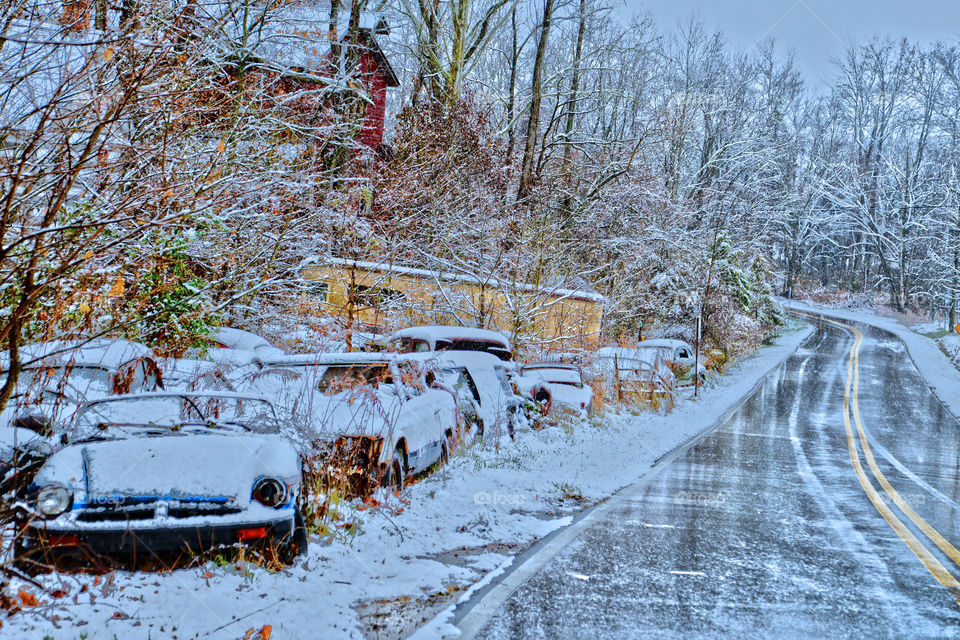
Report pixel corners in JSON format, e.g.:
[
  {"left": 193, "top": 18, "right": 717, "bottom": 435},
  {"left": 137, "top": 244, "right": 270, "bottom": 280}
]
[
  {"left": 517, "top": 0, "right": 555, "bottom": 203},
  {"left": 0, "top": 317, "right": 21, "bottom": 414},
  {"left": 506, "top": 7, "right": 518, "bottom": 160},
  {"left": 559, "top": 0, "right": 586, "bottom": 217}
]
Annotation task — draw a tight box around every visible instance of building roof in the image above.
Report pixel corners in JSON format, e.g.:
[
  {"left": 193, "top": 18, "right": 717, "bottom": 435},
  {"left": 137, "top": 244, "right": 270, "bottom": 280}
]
[
  {"left": 214, "top": 5, "right": 399, "bottom": 87},
  {"left": 303, "top": 257, "right": 607, "bottom": 305}
]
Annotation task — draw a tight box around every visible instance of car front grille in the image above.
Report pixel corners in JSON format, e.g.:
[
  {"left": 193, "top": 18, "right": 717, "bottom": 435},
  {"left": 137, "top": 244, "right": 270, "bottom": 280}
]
[
  {"left": 168, "top": 503, "right": 242, "bottom": 519},
  {"left": 76, "top": 499, "right": 240, "bottom": 522},
  {"left": 77, "top": 506, "right": 157, "bottom": 522}
]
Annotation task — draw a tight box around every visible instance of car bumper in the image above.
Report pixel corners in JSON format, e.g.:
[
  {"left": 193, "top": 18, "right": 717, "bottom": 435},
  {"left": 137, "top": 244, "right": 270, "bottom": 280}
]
[{"left": 20, "top": 517, "right": 295, "bottom": 557}]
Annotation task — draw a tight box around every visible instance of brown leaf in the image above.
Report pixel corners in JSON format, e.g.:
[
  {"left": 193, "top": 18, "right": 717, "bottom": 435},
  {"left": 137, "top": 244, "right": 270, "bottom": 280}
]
[
  {"left": 255, "top": 625, "right": 272, "bottom": 640},
  {"left": 18, "top": 589, "right": 39, "bottom": 607},
  {"left": 104, "top": 48, "right": 114, "bottom": 61},
  {"left": 107, "top": 277, "right": 125, "bottom": 297},
  {"left": 217, "top": 139, "right": 226, "bottom": 153}
]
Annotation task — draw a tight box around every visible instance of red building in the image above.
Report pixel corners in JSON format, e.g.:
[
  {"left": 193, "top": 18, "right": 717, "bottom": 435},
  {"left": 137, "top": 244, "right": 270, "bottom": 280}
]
[
  {"left": 349, "top": 22, "right": 400, "bottom": 151},
  {"left": 57, "top": 2, "right": 399, "bottom": 151}
]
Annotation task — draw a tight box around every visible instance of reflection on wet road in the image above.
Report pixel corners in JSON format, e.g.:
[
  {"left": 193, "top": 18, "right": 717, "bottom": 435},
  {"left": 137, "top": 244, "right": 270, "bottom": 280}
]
[{"left": 472, "top": 317, "right": 960, "bottom": 639}]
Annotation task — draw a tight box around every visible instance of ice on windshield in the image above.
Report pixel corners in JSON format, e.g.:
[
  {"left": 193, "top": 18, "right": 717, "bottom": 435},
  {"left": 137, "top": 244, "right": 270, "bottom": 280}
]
[{"left": 75, "top": 395, "right": 278, "bottom": 433}]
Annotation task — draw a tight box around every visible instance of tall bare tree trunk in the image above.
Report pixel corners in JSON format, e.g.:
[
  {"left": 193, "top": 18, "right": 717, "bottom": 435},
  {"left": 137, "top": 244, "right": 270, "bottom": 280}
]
[
  {"left": 506, "top": 7, "right": 519, "bottom": 159},
  {"left": 517, "top": 0, "right": 555, "bottom": 203},
  {"left": 560, "top": 0, "right": 586, "bottom": 216}
]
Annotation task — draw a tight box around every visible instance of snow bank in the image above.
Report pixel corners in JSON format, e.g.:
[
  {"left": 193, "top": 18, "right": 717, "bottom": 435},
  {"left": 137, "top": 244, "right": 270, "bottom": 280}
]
[{"left": 3, "top": 322, "right": 814, "bottom": 639}]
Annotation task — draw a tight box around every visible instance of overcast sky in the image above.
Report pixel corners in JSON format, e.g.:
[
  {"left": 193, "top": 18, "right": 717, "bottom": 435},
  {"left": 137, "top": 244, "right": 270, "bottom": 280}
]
[{"left": 627, "top": 0, "right": 960, "bottom": 87}]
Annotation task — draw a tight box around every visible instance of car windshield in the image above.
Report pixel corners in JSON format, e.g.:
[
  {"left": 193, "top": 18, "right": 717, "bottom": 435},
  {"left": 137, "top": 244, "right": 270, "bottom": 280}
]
[
  {"left": 523, "top": 367, "right": 582, "bottom": 387},
  {"left": 17, "top": 365, "right": 113, "bottom": 397},
  {"left": 317, "top": 364, "right": 393, "bottom": 392},
  {"left": 74, "top": 395, "right": 279, "bottom": 434},
  {"left": 436, "top": 339, "right": 512, "bottom": 361}
]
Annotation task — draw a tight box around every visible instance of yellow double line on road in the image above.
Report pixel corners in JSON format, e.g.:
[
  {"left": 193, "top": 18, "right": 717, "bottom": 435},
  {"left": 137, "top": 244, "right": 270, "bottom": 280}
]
[{"left": 804, "top": 312, "right": 960, "bottom": 602}]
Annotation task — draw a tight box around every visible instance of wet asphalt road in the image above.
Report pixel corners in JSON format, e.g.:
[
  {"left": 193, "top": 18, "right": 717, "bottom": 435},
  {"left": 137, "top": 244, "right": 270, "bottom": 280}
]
[{"left": 470, "top": 317, "right": 960, "bottom": 639}]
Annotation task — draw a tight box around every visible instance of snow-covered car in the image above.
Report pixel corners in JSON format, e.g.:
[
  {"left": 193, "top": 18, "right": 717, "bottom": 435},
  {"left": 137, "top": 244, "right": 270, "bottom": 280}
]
[
  {"left": 637, "top": 339, "right": 707, "bottom": 385},
  {"left": 391, "top": 326, "right": 514, "bottom": 361},
  {"left": 429, "top": 364, "right": 484, "bottom": 436},
  {"left": 405, "top": 351, "right": 524, "bottom": 439},
  {"left": 15, "top": 392, "right": 304, "bottom": 569},
  {"left": 159, "top": 358, "right": 238, "bottom": 392},
  {"left": 0, "top": 339, "right": 162, "bottom": 449},
  {"left": 190, "top": 327, "right": 286, "bottom": 368},
  {"left": 592, "top": 347, "right": 676, "bottom": 399},
  {"left": 516, "top": 363, "right": 594, "bottom": 416},
  {"left": 250, "top": 353, "right": 461, "bottom": 492}
]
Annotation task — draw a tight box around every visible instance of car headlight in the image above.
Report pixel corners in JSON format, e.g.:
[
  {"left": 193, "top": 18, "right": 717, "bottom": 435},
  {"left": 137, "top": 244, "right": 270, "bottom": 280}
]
[
  {"left": 251, "top": 477, "right": 288, "bottom": 508},
  {"left": 36, "top": 486, "right": 72, "bottom": 518}
]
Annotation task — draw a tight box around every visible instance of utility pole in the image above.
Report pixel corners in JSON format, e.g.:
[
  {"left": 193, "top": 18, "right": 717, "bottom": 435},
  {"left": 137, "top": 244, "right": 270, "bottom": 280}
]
[{"left": 694, "top": 316, "right": 702, "bottom": 397}]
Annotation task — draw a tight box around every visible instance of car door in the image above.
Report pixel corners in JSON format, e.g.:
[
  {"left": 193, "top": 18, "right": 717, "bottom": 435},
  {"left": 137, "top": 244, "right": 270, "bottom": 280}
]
[{"left": 393, "top": 362, "right": 446, "bottom": 472}]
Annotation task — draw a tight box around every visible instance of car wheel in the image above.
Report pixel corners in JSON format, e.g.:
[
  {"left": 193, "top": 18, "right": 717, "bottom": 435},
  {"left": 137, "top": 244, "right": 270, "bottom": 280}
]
[
  {"left": 440, "top": 436, "right": 450, "bottom": 465},
  {"left": 382, "top": 446, "right": 405, "bottom": 491},
  {"left": 277, "top": 509, "right": 307, "bottom": 565}
]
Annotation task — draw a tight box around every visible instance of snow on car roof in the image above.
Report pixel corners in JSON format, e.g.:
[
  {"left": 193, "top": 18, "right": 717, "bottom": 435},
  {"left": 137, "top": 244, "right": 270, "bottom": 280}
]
[
  {"left": 406, "top": 350, "right": 509, "bottom": 369},
  {"left": 2, "top": 338, "right": 154, "bottom": 371},
  {"left": 210, "top": 327, "right": 270, "bottom": 350},
  {"left": 159, "top": 358, "right": 224, "bottom": 377},
  {"left": 391, "top": 326, "right": 511, "bottom": 348},
  {"left": 595, "top": 346, "right": 662, "bottom": 364},
  {"left": 262, "top": 352, "right": 400, "bottom": 368},
  {"left": 641, "top": 339, "right": 692, "bottom": 350}
]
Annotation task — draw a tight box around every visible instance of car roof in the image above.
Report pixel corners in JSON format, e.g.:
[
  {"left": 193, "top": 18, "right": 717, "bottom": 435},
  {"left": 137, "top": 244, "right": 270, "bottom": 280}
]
[
  {"left": 595, "top": 347, "right": 661, "bottom": 364},
  {"left": 641, "top": 338, "right": 692, "bottom": 350},
  {"left": 3, "top": 338, "right": 154, "bottom": 371},
  {"left": 262, "top": 352, "right": 399, "bottom": 367},
  {"left": 159, "top": 358, "right": 224, "bottom": 376},
  {"left": 404, "top": 350, "right": 506, "bottom": 368}
]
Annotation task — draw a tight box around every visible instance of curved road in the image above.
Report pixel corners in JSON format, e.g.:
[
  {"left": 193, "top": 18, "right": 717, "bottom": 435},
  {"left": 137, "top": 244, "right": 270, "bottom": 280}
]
[{"left": 454, "top": 315, "right": 960, "bottom": 639}]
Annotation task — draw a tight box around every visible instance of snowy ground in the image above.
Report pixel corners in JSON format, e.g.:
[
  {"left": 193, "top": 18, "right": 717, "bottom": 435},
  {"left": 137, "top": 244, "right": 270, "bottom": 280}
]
[
  {"left": 3, "top": 321, "right": 814, "bottom": 640},
  {"left": 785, "top": 299, "right": 960, "bottom": 421}
]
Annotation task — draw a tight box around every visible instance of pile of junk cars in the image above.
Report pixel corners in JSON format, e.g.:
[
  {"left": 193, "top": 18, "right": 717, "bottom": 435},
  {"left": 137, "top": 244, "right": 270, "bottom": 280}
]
[{"left": 0, "top": 326, "right": 705, "bottom": 571}]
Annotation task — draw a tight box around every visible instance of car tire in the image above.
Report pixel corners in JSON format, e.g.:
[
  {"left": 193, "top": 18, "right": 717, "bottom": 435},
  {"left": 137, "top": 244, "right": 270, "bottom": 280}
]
[
  {"left": 440, "top": 436, "right": 450, "bottom": 465},
  {"left": 382, "top": 446, "right": 405, "bottom": 491},
  {"left": 277, "top": 509, "right": 307, "bottom": 565}
]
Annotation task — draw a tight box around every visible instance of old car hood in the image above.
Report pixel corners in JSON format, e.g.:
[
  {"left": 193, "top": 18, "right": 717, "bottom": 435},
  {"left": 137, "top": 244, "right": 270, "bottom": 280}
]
[
  {"left": 34, "top": 433, "right": 298, "bottom": 505},
  {"left": 299, "top": 390, "right": 399, "bottom": 438}
]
